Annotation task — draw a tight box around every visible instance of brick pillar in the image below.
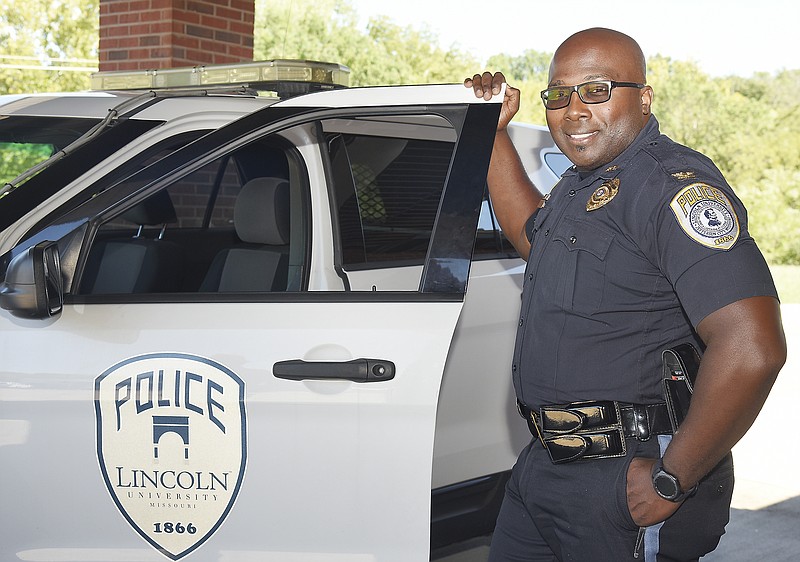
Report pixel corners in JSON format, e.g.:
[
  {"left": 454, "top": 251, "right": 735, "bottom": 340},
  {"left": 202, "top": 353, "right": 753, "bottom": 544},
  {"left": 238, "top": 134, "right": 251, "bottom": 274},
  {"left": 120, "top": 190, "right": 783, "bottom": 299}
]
[{"left": 99, "top": 0, "right": 255, "bottom": 71}]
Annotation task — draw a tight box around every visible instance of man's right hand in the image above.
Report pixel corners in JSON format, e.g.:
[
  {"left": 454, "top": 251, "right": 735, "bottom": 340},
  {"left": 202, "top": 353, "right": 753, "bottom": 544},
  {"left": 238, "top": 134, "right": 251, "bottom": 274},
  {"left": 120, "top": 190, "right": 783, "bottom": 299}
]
[
  {"left": 464, "top": 71, "right": 520, "bottom": 131},
  {"left": 464, "top": 71, "right": 540, "bottom": 259}
]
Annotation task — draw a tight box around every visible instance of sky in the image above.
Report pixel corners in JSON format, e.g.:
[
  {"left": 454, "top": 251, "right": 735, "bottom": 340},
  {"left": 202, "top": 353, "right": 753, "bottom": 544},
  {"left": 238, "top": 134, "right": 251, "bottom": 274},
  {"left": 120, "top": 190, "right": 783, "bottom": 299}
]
[{"left": 348, "top": 0, "right": 799, "bottom": 78}]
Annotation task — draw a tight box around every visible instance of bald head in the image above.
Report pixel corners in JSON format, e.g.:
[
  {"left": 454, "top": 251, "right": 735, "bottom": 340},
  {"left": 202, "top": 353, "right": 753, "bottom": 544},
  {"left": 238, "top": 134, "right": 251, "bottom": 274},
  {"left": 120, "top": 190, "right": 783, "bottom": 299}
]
[
  {"left": 544, "top": 27, "right": 653, "bottom": 171},
  {"left": 550, "top": 28, "right": 647, "bottom": 84}
]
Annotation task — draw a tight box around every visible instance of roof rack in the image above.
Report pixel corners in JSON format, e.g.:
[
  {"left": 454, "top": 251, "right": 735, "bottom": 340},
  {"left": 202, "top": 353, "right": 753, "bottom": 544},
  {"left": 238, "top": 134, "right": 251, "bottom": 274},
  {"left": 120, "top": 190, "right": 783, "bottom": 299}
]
[{"left": 90, "top": 59, "right": 350, "bottom": 98}]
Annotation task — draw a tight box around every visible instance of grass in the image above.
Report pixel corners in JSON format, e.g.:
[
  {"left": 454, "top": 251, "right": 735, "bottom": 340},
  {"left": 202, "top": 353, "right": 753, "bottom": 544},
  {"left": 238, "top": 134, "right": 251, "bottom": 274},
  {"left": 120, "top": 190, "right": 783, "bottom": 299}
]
[{"left": 770, "top": 264, "right": 800, "bottom": 304}]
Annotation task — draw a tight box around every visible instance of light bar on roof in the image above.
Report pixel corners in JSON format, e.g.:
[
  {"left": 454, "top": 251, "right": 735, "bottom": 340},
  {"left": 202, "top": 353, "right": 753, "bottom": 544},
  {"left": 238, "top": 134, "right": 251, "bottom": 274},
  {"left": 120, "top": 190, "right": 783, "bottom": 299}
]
[{"left": 90, "top": 59, "right": 350, "bottom": 92}]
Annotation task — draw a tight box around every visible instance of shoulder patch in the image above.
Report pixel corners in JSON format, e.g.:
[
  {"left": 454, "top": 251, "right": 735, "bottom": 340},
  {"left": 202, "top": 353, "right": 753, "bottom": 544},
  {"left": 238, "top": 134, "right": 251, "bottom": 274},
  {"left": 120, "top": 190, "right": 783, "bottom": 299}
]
[{"left": 669, "top": 182, "right": 740, "bottom": 250}]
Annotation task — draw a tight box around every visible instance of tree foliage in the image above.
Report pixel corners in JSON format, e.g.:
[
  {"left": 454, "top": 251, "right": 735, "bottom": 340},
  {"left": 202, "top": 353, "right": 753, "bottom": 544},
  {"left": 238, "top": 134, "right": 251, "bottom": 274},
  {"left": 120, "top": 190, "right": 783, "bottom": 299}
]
[
  {"left": 1, "top": 0, "right": 798, "bottom": 263},
  {"left": 0, "top": 0, "right": 98, "bottom": 93},
  {"left": 254, "top": 0, "right": 480, "bottom": 86}
]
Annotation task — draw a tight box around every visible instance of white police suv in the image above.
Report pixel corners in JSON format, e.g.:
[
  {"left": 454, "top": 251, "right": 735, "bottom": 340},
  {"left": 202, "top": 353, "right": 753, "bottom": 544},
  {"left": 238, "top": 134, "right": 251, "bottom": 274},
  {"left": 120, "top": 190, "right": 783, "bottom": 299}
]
[{"left": 0, "top": 60, "right": 567, "bottom": 561}]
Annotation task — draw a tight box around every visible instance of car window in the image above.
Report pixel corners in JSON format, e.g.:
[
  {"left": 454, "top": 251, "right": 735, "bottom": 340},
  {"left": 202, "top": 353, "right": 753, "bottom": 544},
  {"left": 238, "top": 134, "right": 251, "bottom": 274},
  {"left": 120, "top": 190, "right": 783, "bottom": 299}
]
[
  {"left": 0, "top": 116, "right": 101, "bottom": 185},
  {"left": 544, "top": 151, "right": 572, "bottom": 177},
  {"left": 0, "top": 118, "right": 163, "bottom": 233},
  {"left": 474, "top": 150, "right": 570, "bottom": 259},
  {"left": 473, "top": 196, "right": 517, "bottom": 258},
  {"left": 1, "top": 141, "right": 52, "bottom": 184},
  {"left": 78, "top": 135, "right": 304, "bottom": 295},
  {"left": 325, "top": 115, "right": 457, "bottom": 273},
  {"left": 66, "top": 108, "right": 485, "bottom": 297}
]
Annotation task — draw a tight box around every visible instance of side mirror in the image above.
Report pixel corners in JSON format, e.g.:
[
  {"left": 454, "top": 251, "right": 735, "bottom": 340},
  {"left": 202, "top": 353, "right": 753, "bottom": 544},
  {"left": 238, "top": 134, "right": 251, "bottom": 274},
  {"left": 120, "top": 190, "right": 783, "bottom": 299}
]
[{"left": 0, "top": 241, "right": 63, "bottom": 319}]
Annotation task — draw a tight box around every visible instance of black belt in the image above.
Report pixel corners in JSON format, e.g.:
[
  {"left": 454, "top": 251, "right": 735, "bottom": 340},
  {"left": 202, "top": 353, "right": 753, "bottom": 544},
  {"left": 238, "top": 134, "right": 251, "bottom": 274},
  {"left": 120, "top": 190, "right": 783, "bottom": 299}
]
[{"left": 517, "top": 400, "right": 673, "bottom": 464}]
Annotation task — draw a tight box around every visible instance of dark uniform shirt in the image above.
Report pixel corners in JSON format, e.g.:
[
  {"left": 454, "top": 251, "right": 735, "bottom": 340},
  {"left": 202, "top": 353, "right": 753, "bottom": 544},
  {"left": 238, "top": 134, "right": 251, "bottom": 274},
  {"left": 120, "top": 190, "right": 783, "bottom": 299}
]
[{"left": 512, "top": 115, "right": 777, "bottom": 409}]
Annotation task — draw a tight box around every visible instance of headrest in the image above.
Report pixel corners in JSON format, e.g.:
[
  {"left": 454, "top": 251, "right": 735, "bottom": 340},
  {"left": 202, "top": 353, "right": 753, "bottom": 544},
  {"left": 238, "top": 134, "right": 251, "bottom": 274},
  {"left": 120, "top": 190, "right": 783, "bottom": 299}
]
[
  {"left": 122, "top": 190, "right": 177, "bottom": 226},
  {"left": 234, "top": 177, "right": 290, "bottom": 245}
]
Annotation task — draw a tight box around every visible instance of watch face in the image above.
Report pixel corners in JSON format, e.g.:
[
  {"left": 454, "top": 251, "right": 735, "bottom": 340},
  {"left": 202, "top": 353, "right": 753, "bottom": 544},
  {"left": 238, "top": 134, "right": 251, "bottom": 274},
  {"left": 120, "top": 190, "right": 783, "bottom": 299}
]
[{"left": 655, "top": 473, "right": 679, "bottom": 498}]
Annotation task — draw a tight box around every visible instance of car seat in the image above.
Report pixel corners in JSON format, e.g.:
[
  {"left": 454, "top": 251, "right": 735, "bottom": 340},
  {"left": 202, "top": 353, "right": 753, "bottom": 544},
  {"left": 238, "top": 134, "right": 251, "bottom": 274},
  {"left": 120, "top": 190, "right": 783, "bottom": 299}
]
[
  {"left": 81, "top": 190, "right": 183, "bottom": 294},
  {"left": 199, "top": 177, "right": 290, "bottom": 292}
]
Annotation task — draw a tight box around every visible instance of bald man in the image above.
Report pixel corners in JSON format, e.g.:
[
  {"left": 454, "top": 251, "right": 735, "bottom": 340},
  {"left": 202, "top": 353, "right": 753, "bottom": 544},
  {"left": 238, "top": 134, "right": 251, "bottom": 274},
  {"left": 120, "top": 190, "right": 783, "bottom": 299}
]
[{"left": 467, "top": 28, "right": 785, "bottom": 561}]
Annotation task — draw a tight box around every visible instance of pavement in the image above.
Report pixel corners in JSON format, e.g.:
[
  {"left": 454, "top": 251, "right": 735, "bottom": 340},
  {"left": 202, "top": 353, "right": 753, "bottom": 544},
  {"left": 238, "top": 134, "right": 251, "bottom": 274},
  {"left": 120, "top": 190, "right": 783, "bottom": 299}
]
[{"left": 437, "top": 303, "right": 800, "bottom": 562}]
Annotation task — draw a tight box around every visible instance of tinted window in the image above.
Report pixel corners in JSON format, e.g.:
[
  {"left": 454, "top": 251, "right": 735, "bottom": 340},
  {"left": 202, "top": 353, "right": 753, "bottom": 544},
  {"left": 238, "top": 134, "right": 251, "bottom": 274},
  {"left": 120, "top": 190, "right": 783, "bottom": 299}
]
[
  {"left": 473, "top": 196, "right": 517, "bottom": 258},
  {"left": 474, "top": 151, "right": 571, "bottom": 259},
  {"left": 0, "top": 116, "right": 99, "bottom": 185},
  {"left": 544, "top": 151, "right": 572, "bottom": 177},
  {"left": 0, "top": 118, "right": 161, "bottom": 232},
  {"left": 327, "top": 118, "right": 456, "bottom": 270},
  {"left": 78, "top": 137, "right": 304, "bottom": 295}
]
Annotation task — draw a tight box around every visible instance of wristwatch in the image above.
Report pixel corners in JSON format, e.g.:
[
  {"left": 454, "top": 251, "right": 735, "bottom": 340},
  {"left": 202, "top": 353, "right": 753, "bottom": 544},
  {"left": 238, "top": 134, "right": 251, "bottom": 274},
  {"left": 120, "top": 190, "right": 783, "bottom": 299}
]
[{"left": 651, "top": 458, "right": 697, "bottom": 502}]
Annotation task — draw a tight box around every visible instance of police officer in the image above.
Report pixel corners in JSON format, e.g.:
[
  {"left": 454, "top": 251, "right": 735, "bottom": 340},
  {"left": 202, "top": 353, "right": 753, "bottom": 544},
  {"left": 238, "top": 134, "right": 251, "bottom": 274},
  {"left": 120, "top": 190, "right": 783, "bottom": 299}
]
[{"left": 466, "top": 28, "right": 786, "bottom": 560}]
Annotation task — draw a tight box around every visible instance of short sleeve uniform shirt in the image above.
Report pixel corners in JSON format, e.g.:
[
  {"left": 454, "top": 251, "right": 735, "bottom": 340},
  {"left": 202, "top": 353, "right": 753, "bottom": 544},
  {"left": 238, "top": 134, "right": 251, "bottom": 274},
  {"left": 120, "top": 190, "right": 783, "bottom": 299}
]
[{"left": 512, "top": 115, "right": 777, "bottom": 409}]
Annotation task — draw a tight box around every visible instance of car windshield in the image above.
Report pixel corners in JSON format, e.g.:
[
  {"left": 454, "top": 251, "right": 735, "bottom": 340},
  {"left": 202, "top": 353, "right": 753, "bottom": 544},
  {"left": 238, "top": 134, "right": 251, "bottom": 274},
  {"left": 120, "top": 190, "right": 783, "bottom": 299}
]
[
  {"left": 0, "top": 113, "right": 164, "bottom": 233},
  {"left": 0, "top": 115, "right": 102, "bottom": 189}
]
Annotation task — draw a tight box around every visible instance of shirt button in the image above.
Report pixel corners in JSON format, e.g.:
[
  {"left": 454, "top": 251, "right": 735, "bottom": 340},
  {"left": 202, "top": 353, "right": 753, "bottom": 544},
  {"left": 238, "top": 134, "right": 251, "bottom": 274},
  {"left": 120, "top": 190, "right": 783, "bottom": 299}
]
[
  {"left": 569, "top": 189, "right": 576, "bottom": 197},
  {"left": 528, "top": 273, "right": 534, "bottom": 281},
  {"left": 512, "top": 364, "right": 517, "bottom": 372},
  {"left": 570, "top": 236, "right": 577, "bottom": 244},
  {"left": 519, "top": 318, "right": 524, "bottom": 326},
  {"left": 545, "top": 229, "right": 550, "bottom": 236}
]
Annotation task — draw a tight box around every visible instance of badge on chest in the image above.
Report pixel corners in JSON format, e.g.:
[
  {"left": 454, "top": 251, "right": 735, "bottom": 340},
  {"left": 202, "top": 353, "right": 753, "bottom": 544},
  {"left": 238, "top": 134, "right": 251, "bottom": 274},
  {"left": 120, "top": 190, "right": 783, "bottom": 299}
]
[{"left": 586, "top": 178, "right": 620, "bottom": 211}]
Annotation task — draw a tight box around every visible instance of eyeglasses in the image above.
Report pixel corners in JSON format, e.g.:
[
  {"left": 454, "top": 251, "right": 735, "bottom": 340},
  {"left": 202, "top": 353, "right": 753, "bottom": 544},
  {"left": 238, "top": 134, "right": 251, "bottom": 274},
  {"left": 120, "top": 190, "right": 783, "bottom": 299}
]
[{"left": 540, "top": 80, "right": 645, "bottom": 110}]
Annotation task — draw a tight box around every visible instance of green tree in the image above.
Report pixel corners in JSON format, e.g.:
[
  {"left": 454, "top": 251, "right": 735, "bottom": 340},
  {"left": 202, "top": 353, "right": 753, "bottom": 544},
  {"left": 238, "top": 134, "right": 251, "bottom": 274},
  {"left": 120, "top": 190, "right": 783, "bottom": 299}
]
[
  {"left": 486, "top": 49, "right": 552, "bottom": 126},
  {"left": 746, "top": 166, "right": 800, "bottom": 264},
  {"left": 254, "top": 0, "right": 479, "bottom": 86},
  {"left": 0, "top": 143, "right": 51, "bottom": 184},
  {"left": 0, "top": 0, "right": 98, "bottom": 93}
]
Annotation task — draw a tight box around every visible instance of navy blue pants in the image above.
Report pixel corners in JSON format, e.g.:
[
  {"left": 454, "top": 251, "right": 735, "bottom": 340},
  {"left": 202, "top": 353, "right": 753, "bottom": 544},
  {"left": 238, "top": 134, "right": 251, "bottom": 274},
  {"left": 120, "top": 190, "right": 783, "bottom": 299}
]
[{"left": 488, "top": 435, "right": 734, "bottom": 561}]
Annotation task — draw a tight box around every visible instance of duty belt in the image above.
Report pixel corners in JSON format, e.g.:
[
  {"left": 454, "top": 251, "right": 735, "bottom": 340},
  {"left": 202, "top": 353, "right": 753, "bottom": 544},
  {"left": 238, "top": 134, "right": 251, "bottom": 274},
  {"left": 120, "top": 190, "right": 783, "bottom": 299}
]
[{"left": 517, "top": 400, "right": 673, "bottom": 464}]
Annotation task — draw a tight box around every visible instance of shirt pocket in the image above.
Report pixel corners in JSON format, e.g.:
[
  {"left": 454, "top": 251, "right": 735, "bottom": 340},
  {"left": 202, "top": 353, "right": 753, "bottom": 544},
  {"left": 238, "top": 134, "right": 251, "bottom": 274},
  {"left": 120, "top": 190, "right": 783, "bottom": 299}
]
[{"left": 553, "top": 216, "right": 615, "bottom": 314}]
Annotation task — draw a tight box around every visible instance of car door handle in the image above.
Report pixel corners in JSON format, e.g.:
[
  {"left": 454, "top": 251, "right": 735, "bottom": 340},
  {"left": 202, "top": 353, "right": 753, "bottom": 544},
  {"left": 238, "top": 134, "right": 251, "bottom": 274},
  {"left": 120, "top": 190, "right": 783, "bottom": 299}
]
[{"left": 273, "top": 359, "right": 396, "bottom": 383}]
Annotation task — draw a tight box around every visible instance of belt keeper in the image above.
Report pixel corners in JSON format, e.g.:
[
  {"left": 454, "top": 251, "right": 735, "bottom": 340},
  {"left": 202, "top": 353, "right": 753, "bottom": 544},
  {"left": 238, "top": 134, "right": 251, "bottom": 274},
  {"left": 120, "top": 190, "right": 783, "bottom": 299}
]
[{"left": 631, "top": 403, "right": 651, "bottom": 441}]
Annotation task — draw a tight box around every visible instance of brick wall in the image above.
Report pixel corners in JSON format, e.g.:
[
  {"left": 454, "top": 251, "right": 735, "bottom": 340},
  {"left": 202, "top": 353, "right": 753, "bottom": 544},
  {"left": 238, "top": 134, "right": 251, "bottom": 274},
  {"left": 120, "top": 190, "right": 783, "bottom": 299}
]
[{"left": 99, "top": 0, "right": 255, "bottom": 71}]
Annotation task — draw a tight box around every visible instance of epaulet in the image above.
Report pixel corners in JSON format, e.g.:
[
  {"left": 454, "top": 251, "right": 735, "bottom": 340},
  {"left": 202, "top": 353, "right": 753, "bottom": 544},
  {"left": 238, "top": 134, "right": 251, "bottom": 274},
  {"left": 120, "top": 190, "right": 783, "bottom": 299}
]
[
  {"left": 669, "top": 170, "right": 698, "bottom": 181},
  {"left": 645, "top": 136, "right": 720, "bottom": 186}
]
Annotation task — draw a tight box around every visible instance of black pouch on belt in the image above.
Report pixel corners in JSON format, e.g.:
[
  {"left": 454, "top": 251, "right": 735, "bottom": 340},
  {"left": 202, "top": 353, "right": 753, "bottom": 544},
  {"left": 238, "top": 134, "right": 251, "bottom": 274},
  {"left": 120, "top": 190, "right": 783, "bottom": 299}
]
[{"left": 662, "top": 343, "right": 701, "bottom": 432}]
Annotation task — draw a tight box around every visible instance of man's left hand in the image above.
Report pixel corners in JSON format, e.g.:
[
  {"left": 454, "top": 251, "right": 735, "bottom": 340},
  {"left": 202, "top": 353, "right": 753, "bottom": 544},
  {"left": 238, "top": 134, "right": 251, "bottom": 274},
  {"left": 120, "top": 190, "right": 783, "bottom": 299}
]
[{"left": 627, "top": 457, "right": 682, "bottom": 527}]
